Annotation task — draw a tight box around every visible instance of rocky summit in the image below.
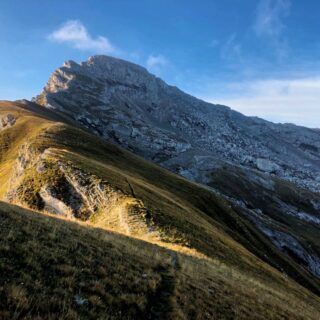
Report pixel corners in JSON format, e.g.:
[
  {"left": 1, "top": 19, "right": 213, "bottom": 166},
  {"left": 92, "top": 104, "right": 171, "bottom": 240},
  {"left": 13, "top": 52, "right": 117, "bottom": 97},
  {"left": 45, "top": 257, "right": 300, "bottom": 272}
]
[{"left": 35, "top": 55, "right": 320, "bottom": 193}]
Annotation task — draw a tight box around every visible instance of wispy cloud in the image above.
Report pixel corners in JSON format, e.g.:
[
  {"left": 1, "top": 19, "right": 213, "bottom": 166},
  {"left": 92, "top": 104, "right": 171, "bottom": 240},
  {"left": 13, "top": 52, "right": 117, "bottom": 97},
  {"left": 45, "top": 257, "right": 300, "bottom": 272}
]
[
  {"left": 254, "top": 0, "right": 291, "bottom": 38},
  {"left": 48, "top": 20, "right": 116, "bottom": 53},
  {"left": 203, "top": 77, "right": 320, "bottom": 128},
  {"left": 220, "top": 33, "right": 242, "bottom": 61},
  {"left": 146, "top": 55, "right": 168, "bottom": 69},
  {"left": 254, "top": 0, "right": 291, "bottom": 59}
]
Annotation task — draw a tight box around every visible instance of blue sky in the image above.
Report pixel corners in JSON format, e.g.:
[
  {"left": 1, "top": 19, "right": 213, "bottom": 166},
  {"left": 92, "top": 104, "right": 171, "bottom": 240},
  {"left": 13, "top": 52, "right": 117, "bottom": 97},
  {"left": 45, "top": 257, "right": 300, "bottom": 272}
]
[{"left": 1, "top": 0, "right": 320, "bottom": 127}]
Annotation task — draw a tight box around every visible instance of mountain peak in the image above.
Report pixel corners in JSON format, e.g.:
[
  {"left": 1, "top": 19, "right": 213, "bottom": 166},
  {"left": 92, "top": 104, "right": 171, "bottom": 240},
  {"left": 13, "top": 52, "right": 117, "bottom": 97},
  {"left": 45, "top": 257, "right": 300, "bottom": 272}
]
[
  {"left": 80, "top": 55, "right": 156, "bottom": 86},
  {"left": 85, "top": 54, "right": 148, "bottom": 72},
  {"left": 36, "top": 55, "right": 164, "bottom": 109},
  {"left": 35, "top": 56, "right": 320, "bottom": 194},
  {"left": 63, "top": 59, "right": 79, "bottom": 69}
]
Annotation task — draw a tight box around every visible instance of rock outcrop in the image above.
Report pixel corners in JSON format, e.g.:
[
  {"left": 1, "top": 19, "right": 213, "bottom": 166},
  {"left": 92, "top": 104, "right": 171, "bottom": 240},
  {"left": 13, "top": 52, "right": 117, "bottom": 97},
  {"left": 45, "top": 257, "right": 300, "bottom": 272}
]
[
  {"left": 0, "top": 114, "right": 16, "bottom": 130},
  {"left": 6, "top": 144, "right": 161, "bottom": 242}
]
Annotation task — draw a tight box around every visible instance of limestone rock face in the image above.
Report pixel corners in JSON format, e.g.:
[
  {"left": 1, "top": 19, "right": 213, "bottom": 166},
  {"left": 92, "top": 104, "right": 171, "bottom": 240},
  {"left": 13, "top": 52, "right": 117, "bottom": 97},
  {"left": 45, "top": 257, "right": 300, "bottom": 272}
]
[{"left": 35, "top": 55, "right": 320, "bottom": 192}]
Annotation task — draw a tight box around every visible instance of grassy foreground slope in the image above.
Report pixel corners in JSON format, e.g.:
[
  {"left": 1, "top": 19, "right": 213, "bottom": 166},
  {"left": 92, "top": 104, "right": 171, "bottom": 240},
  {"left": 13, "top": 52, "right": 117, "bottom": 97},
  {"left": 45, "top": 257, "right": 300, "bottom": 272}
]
[
  {"left": 0, "top": 100, "right": 320, "bottom": 319},
  {"left": 1, "top": 202, "right": 320, "bottom": 320}
]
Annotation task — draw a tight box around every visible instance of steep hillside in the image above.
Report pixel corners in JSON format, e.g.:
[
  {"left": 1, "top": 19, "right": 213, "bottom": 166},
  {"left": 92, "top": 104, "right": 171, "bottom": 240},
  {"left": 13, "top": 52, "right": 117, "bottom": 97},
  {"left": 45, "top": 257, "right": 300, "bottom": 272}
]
[{"left": 1, "top": 100, "right": 320, "bottom": 319}]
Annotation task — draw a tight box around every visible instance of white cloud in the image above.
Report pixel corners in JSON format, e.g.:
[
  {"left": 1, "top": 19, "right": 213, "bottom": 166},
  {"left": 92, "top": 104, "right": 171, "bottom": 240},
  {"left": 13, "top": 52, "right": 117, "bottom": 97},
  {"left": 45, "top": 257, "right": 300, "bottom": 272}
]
[
  {"left": 254, "top": 0, "right": 291, "bottom": 38},
  {"left": 48, "top": 20, "right": 115, "bottom": 53},
  {"left": 146, "top": 55, "right": 168, "bottom": 69},
  {"left": 220, "top": 33, "right": 242, "bottom": 61},
  {"left": 202, "top": 78, "right": 320, "bottom": 128},
  {"left": 254, "top": 0, "right": 291, "bottom": 59}
]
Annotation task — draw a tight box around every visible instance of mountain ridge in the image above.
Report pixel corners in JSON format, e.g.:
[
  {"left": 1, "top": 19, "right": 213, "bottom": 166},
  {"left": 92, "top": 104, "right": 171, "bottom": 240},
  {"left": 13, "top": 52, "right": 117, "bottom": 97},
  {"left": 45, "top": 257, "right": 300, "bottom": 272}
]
[{"left": 35, "top": 55, "right": 320, "bottom": 193}]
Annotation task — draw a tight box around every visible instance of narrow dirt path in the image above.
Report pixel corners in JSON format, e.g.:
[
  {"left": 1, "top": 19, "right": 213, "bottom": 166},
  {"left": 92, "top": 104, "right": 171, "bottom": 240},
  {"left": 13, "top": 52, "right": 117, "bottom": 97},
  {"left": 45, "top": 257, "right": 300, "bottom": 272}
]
[{"left": 146, "top": 250, "right": 181, "bottom": 319}]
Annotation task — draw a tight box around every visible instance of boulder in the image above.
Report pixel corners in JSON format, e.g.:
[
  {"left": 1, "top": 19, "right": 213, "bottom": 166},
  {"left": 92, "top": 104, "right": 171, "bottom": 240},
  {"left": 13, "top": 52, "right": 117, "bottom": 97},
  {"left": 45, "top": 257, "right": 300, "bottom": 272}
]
[{"left": 256, "top": 158, "right": 280, "bottom": 173}]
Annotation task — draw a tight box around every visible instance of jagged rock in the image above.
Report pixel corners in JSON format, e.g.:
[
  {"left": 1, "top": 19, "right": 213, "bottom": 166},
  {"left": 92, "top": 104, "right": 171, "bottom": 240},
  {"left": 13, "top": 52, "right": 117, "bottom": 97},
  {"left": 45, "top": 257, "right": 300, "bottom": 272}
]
[
  {"left": 7, "top": 145, "right": 161, "bottom": 241},
  {"left": 0, "top": 114, "right": 16, "bottom": 130},
  {"left": 39, "top": 185, "right": 74, "bottom": 217}
]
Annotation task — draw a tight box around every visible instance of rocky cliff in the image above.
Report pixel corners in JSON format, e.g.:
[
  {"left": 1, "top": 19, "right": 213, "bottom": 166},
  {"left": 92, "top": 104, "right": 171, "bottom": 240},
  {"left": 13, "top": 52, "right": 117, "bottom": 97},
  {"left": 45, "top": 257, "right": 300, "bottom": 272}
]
[{"left": 35, "top": 55, "right": 320, "bottom": 193}]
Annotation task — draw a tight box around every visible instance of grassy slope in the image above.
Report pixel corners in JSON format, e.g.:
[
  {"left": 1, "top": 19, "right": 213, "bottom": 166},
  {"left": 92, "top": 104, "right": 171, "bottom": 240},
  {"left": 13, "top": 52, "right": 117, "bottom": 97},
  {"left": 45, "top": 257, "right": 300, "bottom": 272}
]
[
  {"left": 209, "top": 164, "right": 320, "bottom": 291},
  {"left": 0, "top": 100, "right": 320, "bottom": 319},
  {"left": 32, "top": 103, "right": 320, "bottom": 296},
  {"left": 1, "top": 202, "right": 320, "bottom": 320}
]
